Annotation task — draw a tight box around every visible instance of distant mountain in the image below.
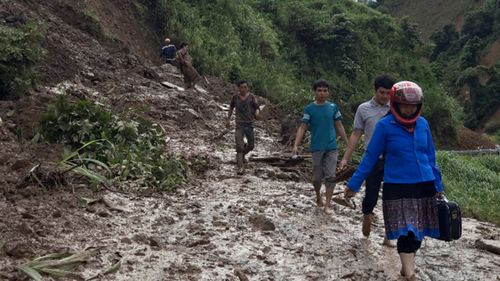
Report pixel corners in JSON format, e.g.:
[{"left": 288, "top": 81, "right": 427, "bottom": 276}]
[
  {"left": 376, "top": 0, "right": 484, "bottom": 40},
  {"left": 377, "top": 0, "right": 499, "bottom": 138}
]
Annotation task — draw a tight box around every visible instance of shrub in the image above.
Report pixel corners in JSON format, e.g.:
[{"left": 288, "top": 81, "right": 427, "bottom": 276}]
[
  {"left": 485, "top": 122, "right": 500, "bottom": 134},
  {"left": 437, "top": 152, "right": 500, "bottom": 225},
  {"left": 40, "top": 96, "right": 187, "bottom": 191},
  {"left": 0, "top": 21, "right": 45, "bottom": 99}
]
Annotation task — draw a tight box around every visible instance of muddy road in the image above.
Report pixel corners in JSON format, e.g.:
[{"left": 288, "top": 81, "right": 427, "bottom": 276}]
[{"left": 2, "top": 79, "right": 500, "bottom": 281}]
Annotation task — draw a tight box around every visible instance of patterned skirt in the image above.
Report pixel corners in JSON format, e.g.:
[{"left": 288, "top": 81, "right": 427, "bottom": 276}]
[{"left": 383, "top": 181, "right": 440, "bottom": 241}]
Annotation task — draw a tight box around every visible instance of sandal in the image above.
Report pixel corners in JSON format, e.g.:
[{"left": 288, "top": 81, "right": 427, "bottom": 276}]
[{"left": 331, "top": 197, "right": 356, "bottom": 210}]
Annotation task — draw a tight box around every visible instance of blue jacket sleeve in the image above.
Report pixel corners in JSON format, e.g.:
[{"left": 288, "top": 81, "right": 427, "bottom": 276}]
[
  {"left": 425, "top": 121, "right": 443, "bottom": 192},
  {"left": 347, "top": 122, "right": 386, "bottom": 192}
]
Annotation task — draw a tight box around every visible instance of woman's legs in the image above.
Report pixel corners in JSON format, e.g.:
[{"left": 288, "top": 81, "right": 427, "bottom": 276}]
[{"left": 397, "top": 232, "right": 421, "bottom": 279}]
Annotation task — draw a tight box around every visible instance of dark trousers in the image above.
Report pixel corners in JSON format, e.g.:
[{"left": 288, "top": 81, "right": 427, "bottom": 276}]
[
  {"left": 362, "top": 159, "right": 384, "bottom": 214},
  {"left": 397, "top": 231, "right": 422, "bottom": 253},
  {"left": 235, "top": 123, "right": 255, "bottom": 154},
  {"left": 235, "top": 123, "right": 254, "bottom": 168}
]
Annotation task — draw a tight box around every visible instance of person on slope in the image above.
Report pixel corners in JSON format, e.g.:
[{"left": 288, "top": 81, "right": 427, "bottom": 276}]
[
  {"left": 227, "top": 80, "right": 261, "bottom": 174},
  {"left": 176, "top": 42, "right": 200, "bottom": 89},
  {"left": 160, "top": 37, "right": 177, "bottom": 66}
]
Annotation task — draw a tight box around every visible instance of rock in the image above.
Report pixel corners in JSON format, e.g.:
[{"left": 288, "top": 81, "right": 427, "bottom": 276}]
[
  {"left": 134, "top": 250, "right": 146, "bottom": 256},
  {"left": 262, "top": 246, "right": 272, "bottom": 254},
  {"left": 5, "top": 174, "right": 18, "bottom": 184},
  {"left": 183, "top": 108, "right": 200, "bottom": 120},
  {"left": 149, "top": 236, "right": 162, "bottom": 248},
  {"left": 475, "top": 239, "right": 500, "bottom": 255},
  {"left": 3, "top": 241, "right": 33, "bottom": 258},
  {"left": 52, "top": 210, "right": 62, "bottom": 218},
  {"left": 187, "top": 238, "right": 211, "bottom": 247},
  {"left": 249, "top": 215, "right": 275, "bottom": 231},
  {"left": 263, "top": 258, "right": 277, "bottom": 265},
  {"left": 15, "top": 207, "right": 27, "bottom": 213},
  {"left": 132, "top": 234, "right": 149, "bottom": 244},
  {"left": 275, "top": 172, "right": 292, "bottom": 181},
  {"left": 121, "top": 237, "right": 133, "bottom": 244},
  {"left": 97, "top": 209, "right": 111, "bottom": 217},
  {"left": 18, "top": 185, "right": 39, "bottom": 197},
  {"left": 0, "top": 272, "right": 15, "bottom": 280},
  {"left": 257, "top": 199, "right": 269, "bottom": 206},
  {"left": 21, "top": 212, "right": 35, "bottom": 220},
  {"left": 19, "top": 222, "right": 37, "bottom": 236},
  {"left": 10, "top": 159, "right": 31, "bottom": 171},
  {"left": 234, "top": 268, "right": 249, "bottom": 281},
  {"left": 160, "top": 216, "right": 175, "bottom": 225},
  {"left": 160, "top": 81, "right": 184, "bottom": 91}
]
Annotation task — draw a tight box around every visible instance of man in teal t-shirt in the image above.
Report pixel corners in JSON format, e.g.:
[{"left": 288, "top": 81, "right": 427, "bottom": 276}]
[{"left": 293, "top": 79, "right": 348, "bottom": 215}]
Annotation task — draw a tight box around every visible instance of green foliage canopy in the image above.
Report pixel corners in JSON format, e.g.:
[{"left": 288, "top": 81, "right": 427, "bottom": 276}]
[
  {"left": 0, "top": 21, "right": 45, "bottom": 99},
  {"left": 137, "top": 0, "right": 461, "bottom": 144},
  {"left": 430, "top": 1, "right": 500, "bottom": 130}
]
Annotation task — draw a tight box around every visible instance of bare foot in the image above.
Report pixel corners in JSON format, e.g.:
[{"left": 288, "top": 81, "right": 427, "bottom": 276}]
[
  {"left": 237, "top": 167, "right": 245, "bottom": 175},
  {"left": 383, "top": 237, "right": 396, "bottom": 247},
  {"left": 316, "top": 198, "right": 324, "bottom": 207},
  {"left": 323, "top": 205, "right": 333, "bottom": 215}
]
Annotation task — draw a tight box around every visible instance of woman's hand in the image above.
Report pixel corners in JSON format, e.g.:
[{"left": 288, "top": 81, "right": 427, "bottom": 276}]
[{"left": 436, "top": 192, "right": 444, "bottom": 199}]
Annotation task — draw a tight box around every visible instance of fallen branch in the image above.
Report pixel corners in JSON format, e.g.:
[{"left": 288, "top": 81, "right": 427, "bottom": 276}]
[{"left": 475, "top": 239, "right": 500, "bottom": 255}]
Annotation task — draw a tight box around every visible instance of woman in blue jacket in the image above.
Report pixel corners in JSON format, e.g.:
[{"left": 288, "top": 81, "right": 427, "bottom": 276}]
[{"left": 344, "top": 81, "right": 443, "bottom": 281}]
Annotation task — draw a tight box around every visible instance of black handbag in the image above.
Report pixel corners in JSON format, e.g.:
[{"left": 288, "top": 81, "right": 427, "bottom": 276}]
[{"left": 436, "top": 196, "right": 462, "bottom": 241}]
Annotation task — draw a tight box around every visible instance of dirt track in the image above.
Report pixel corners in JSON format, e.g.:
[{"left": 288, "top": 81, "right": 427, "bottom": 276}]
[{"left": 1, "top": 71, "right": 500, "bottom": 280}]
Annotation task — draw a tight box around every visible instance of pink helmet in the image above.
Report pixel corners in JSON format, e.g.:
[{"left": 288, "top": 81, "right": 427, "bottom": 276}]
[{"left": 389, "top": 81, "right": 423, "bottom": 126}]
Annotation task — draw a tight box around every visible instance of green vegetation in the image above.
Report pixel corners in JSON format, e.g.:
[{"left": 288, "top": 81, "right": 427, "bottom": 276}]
[
  {"left": 82, "top": 9, "right": 107, "bottom": 39},
  {"left": 39, "top": 96, "right": 187, "bottom": 191},
  {"left": 0, "top": 21, "right": 45, "bottom": 99},
  {"left": 430, "top": 0, "right": 500, "bottom": 130},
  {"left": 17, "top": 248, "right": 121, "bottom": 280},
  {"left": 438, "top": 152, "right": 500, "bottom": 225},
  {"left": 135, "top": 0, "right": 460, "bottom": 145}
]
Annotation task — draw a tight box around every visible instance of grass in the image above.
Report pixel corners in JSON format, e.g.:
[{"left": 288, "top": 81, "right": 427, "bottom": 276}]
[
  {"left": 437, "top": 152, "right": 500, "bottom": 225},
  {"left": 17, "top": 248, "right": 121, "bottom": 281},
  {"left": 17, "top": 249, "right": 98, "bottom": 280}
]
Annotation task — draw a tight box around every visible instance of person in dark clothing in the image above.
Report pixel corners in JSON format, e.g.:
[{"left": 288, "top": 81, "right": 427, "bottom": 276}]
[
  {"left": 227, "top": 80, "right": 260, "bottom": 174},
  {"left": 160, "top": 38, "right": 177, "bottom": 66}
]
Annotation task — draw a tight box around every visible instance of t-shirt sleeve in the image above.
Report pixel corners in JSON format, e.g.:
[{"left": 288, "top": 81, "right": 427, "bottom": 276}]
[
  {"left": 251, "top": 95, "right": 259, "bottom": 112},
  {"left": 230, "top": 95, "right": 236, "bottom": 108},
  {"left": 353, "top": 105, "right": 364, "bottom": 130},
  {"left": 333, "top": 104, "right": 342, "bottom": 121},
  {"left": 302, "top": 107, "right": 311, "bottom": 124},
  {"left": 347, "top": 122, "right": 386, "bottom": 192}
]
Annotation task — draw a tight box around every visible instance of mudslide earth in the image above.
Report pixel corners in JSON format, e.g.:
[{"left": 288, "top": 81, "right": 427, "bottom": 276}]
[{"left": 1, "top": 65, "right": 500, "bottom": 281}]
